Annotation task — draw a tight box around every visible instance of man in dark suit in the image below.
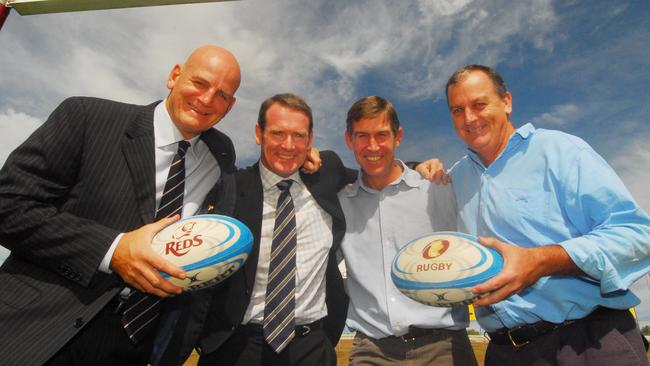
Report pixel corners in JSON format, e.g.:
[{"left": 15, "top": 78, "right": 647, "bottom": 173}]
[
  {"left": 0, "top": 45, "right": 241, "bottom": 366},
  {"left": 164, "top": 93, "right": 351, "bottom": 366}
]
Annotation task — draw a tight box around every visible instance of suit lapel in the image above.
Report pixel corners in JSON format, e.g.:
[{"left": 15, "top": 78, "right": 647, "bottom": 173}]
[
  {"left": 122, "top": 102, "right": 157, "bottom": 224},
  {"left": 238, "top": 165, "right": 264, "bottom": 292}
]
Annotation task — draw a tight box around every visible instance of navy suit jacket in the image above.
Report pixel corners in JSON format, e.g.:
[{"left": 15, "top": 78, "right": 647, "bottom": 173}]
[{"left": 161, "top": 151, "right": 352, "bottom": 365}]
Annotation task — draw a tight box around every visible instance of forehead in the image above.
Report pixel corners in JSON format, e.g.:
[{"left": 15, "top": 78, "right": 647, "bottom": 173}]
[
  {"left": 352, "top": 113, "right": 392, "bottom": 133},
  {"left": 184, "top": 57, "right": 239, "bottom": 93},
  {"left": 448, "top": 71, "right": 499, "bottom": 102},
  {"left": 264, "top": 103, "right": 310, "bottom": 131}
]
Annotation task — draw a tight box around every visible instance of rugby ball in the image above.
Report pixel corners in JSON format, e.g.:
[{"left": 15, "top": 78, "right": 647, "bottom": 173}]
[
  {"left": 151, "top": 214, "right": 253, "bottom": 292},
  {"left": 391, "top": 232, "right": 503, "bottom": 307}
]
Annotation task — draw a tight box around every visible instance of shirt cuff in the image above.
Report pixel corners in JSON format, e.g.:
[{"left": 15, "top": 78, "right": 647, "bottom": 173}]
[{"left": 99, "top": 233, "right": 124, "bottom": 274}]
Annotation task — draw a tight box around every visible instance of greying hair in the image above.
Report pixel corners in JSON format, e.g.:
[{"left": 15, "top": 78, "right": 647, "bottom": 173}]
[{"left": 445, "top": 64, "right": 508, "bottom": 104}]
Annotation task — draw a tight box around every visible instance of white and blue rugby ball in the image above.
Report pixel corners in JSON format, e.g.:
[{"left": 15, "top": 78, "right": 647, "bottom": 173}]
[
  {"left": 151, "top": 214, "right": 253, "bottom": 292},
  {"left": 391, "top": 232, "right": 503, "bottom": 307}
]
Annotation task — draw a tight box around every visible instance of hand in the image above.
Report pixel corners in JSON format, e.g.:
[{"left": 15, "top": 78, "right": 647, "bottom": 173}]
[
  {"left": 301, "top": 147, "right": 322, "bottom": 174},
  {"left": 110, "top": 215, "right": 186, "bottom": 297},
  {"left": 415, "top": 158, "right": 450, "bottom": 184},
  {"left": 471, "top": 237, "right": 578, "bottom": 307}
]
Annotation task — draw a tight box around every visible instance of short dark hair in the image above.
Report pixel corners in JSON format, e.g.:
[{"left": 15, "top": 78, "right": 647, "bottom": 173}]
[
  {"left": 257, "top": 93, "right": 313, "bottom": 132},
  {"left": 346, "top": 96, "right": 400, "bottom": 136},
  {"left": 445, "top": 64, "right": 508, "bottom": 104}
]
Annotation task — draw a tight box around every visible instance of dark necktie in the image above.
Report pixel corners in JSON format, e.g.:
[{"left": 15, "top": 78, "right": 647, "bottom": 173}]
[
  {"left": 263, "top": 179, "right": 297, "bottom": 353},
  {"left": 121, "top": 140, "right": 190, "bottom": 343}
]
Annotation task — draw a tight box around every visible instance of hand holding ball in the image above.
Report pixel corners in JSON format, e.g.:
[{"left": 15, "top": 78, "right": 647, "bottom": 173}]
[
  {"left": 151, "top": 215, "right": 253, "bottom": 291},
  {"left": 391, "top": 232, "right": 503, "bottom": 307}
]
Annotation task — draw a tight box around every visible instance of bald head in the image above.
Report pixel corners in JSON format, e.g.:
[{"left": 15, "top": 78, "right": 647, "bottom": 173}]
[
  {"left": 165, "top": 45, "right": 241, "bottom": 139},
  {"left": 183, "top": 45, "right": 241, "bottom": 92}
]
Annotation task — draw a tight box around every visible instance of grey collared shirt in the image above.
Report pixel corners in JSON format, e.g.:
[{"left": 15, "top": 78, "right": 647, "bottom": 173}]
[{"left": 338, "top": 160, "right": 468, "bottom": 338}]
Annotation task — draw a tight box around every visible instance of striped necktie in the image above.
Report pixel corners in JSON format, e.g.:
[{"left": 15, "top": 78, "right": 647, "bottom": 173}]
[
  {"left": 263, "top": 179, "right": 297, "bottom": 353},
  {"left": 121, "top": 140, "right": 190, "bottom": 343}
]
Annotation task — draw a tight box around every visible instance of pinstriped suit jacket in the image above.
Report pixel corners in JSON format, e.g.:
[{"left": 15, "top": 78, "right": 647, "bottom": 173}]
[{"left": 0, "top": 97, "right": 236, "bottom": 366}]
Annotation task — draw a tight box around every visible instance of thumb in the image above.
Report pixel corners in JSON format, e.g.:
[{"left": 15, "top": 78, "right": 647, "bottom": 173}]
[
  {"left": 152, "top": 214, "right": 181, "bottom": 232},
  {"left": 478, "top": 236, "right": 505, "bottom": 252}
]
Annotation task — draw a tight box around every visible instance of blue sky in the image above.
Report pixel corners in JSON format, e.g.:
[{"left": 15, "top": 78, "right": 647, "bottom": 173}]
[{"left": 1, "top": 0, "right": 650, "bottom": 323}]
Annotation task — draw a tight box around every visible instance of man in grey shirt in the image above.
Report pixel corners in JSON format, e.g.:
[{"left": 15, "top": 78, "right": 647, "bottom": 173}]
[{"left": 338, "top": 96, "right": 476, "bottom": 366}]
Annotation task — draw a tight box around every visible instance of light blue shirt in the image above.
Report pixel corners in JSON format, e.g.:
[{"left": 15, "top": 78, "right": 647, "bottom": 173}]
[
  {"left": 338, "top": 161, "right": 468, "bottom": 338},
  {"left": 450, "top": 123, "right": 650, "bottom": 332}
]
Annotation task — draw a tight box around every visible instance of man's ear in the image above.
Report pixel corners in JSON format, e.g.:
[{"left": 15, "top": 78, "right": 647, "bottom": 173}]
[
  {"left": 395, "top": 127, "right": 403, "bottom": 147},
  {"left": 255, "top": 123, "right": 262, "bottom": 145},
  {"left": 345, "top": 131, "right": 353, "bottom": 150},
  {"left": 166, "top": 64, "right": 182, "bottom": 90}
]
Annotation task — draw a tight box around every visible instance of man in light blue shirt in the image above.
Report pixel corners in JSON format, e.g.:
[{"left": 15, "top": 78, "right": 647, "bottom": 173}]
[
  {"left": 338, "top": 96, "right": 477, "bottom": 366},
  {"left": 443, "top": 65, "right": 650, "bottom": 365}
]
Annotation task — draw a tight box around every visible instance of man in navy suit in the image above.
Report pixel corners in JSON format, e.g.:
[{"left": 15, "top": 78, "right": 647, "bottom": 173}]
[
  {"left": 0, "top": 45, "right": 240, "bottom": 366},
  {"left": 161, "top": 93, "right": 352, "bottom": 366}
]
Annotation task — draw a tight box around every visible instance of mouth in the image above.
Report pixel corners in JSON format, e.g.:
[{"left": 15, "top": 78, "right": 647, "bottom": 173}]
[
  {"left": 465, "top": 124, "right": 486, "bottom": 135},
  {"left": 276, "top": 153, "right": 297, "bottom": 161},
  {"left": 364, "top": 155, "right": 383, "bottom": 162},
  {"left": 189, "top": 104, "right": 211, "bottom": 116}
]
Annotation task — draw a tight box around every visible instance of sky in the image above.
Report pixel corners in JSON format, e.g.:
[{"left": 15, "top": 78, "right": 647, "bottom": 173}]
[{"left": 1, "top": 0, "right": 650, "bottom": 324}]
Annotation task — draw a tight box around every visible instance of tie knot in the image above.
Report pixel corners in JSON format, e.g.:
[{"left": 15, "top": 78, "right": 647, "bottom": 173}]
[
  {"left": 276, "top": 179, "right": 293, "bottom": 191},
  {"left": 177, "top": 140, "right": 190, "bottom": 157}
]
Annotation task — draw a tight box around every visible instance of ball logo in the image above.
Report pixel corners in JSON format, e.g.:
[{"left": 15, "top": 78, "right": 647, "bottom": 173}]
[
  {"left": 164, "top": 220, "right": 204, "bottom": 257},
  {"left": 172, "top": 222, "right": 196, "bottom": 239},
  {"left": 422, "top": 239, "right": 449, "bottom": 259}
]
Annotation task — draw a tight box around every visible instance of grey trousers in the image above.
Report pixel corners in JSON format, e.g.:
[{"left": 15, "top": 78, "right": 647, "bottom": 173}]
[
  {"left": 485, "top": 308, "right": 649, "bottom": 366},
  {"left": 349, "top": 328, "right": 478, "bottom": 366}
]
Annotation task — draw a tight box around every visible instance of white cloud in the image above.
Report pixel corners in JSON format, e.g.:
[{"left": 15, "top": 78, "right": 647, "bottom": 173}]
[
  {"left": 0, "top": 0, "right": 560, "bottom": 163},
  {"left": 610, "top": 138, "right": 650, "bottom": 214},
  {"left": 530, "top": 104, "right": 582, "bottom": 127}
]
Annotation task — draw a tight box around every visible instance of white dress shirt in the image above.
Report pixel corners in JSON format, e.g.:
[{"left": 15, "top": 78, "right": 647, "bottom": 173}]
[
  {"left": 100, "top": 100, "right": 220, "bottom": 272},
  {"left": 242, "top": 162, "right": 333, "bottom": 325}
]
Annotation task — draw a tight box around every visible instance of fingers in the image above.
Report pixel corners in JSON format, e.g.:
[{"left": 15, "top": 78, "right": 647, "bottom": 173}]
[
  {"left": 302, "top": 147, "right": 322, "bottom": 174},
  {"left": 151, "top": 254, "right": 186, "bottom": 282},
  {"left": 415, "top": 159, "right": 447, "bottom": 183},
  {"left": 431, "top": 169, "right": 451, "bottom": 185},
  {"left": 472, "top": 237, "right": 538, "bottom": 306},
  {"left": 153, "top": 214, "right": 180, "bottom": 231},
  {"left": 128, "top": 259, "right": 183, "bottom": 297},
  {"left": 110, "top": 215, "right": 186, "bottom": 296},
  {"left": 300, "top": 160, "right": 320, "bottom": 174},
  {"left": 472, "top": 282, "right": 514, "bottom": 307},
  {"left": 416, "top": 163, "right": 434, "bottom": 181}
]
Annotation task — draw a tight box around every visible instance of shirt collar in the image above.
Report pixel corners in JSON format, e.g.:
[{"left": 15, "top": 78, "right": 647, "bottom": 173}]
[
  {"left": 467, "top": 123, "right": 536, "bottom": 168},
  {"left": 345, "top": 160, "right": 422, "bottom": 197},
  {"left": 259, "top": 161, "right": 303, "bottom": 192},
  {"left": 154, "top": 100, "right": 200, "bottom": 150}
]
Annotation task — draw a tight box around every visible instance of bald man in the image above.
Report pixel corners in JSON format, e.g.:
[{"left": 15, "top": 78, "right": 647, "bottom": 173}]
[{"left": 0, "top": 45, "right": 241, "bottom": 366}]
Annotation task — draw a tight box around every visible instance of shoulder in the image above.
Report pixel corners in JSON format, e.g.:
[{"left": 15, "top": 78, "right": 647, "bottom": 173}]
[
  {"left": 403, "top": 167, "right": 454, "bottom": 196},
  {"left": 234, "top": 164, "right": 259, "bottom": 184},
  {"left": 526, "top": 127, "right": 595, "bottom": 160},
  {"left": 320, "top": 150, "right": 344, "bottom": 170},
  {"left": 201, "top": 128, "right": 236, "bottom": 171},
  {"left": 58, "top": 96, "right": 148, "bottom": 111},
  {"left": 52, "top": 97, "right": 154, "bottom": 126}
]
